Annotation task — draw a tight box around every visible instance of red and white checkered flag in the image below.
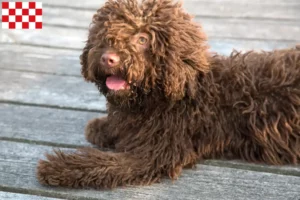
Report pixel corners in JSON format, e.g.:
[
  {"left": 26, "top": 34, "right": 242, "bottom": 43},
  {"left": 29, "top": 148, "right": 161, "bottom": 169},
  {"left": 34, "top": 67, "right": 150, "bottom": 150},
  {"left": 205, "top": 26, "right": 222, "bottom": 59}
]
[{"left": 1, "top": 2, "right": 42, "bottom": 29}]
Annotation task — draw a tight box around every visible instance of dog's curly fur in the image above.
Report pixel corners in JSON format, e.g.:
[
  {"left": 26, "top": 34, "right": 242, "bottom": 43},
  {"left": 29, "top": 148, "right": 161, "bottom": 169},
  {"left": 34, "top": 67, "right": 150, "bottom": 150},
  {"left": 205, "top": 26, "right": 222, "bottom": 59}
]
[{"left": 37, "top": 0, "right": 300, "bottom": 189}]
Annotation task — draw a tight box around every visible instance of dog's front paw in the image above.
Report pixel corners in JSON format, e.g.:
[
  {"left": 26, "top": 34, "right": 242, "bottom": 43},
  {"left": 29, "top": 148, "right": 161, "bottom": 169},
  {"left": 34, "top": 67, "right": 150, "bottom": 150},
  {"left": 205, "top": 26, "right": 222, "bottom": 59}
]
[
  {"left": 85, "top": 117, "right": 111, "bottom": 147},
  {"left": 85, "top": 118, "right": 101, "bottom": 145}
]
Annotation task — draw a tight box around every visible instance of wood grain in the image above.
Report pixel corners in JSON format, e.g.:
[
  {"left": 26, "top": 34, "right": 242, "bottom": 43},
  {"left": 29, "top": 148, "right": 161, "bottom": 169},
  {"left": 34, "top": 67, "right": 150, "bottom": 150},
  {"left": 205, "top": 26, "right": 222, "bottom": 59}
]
[
  {"left": 38, "top": 0, "right": 300, "bottom": 21},
  {"left": 0, "top": 44, "right": 81, "bottom": 76},
  {"left": 1, "top": 141, "right": 300, "bottom": 200},
  {"left": 0, "top": 26, "right": 88, "bottom": 50},
  {"left": 0, "top": 70, "right": 106, "bottom": 111},
  {"left": 0, "top": 103, "right": 99, "bottom": 147},
  {"left": 204, "top": 160, "right": 300, "bottom": 177},
  {"left": 0, "top": 192, "right": 63, "bottom": 200}
]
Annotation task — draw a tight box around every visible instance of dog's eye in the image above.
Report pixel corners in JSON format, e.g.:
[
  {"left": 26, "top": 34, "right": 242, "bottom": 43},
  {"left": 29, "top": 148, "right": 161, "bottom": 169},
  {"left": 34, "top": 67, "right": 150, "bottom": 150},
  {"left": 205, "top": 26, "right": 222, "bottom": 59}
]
[{"left": 137, "top": 36, "right": 148, "bottom": 45}]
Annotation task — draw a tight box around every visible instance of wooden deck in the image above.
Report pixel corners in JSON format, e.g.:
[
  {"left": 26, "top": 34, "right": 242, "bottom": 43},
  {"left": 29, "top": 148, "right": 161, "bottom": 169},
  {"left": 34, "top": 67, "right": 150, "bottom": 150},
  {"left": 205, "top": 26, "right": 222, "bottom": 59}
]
[{"left": 0, "top": 0, "right": 300, "bottom": 199}]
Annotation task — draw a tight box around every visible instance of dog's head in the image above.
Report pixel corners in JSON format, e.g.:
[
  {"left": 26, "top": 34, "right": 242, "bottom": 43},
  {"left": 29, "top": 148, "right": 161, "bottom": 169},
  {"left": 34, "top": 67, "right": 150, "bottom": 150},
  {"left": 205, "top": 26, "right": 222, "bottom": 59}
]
[{"left": 80, "top": 0, "right": 209, "bottom": 107}]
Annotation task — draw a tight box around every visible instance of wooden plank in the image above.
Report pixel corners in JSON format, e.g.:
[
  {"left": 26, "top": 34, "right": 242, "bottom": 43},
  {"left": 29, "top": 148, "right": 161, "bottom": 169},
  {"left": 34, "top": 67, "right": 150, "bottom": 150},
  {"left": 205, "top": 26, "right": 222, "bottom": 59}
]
[
  {"left": 189, "top": 0, "right": 300, "bottom": 4},
  {"left": 200, "top": 18, "right": 300, "bottom": 41},
  {"left": 40, "top": 6, "right": 300, "bottom": 41},
  {"left": 0, "top": 44, "right": 81, "bottom": 76},
  {"left": 1, "top": 103, "right": 299, "bottom": 176},
  {"left": 184, "top": 2, "right": 300, "bottom": 21},
  {"left": 38, "top": 0, "right": 300, "bottom": 21},
  {"left": 1, "top": 140, "right": 300, "bottom": 200},
  {"left": 0, "top": 26, "right": 297, "bottom": 55},
  {"left": 0, "top": 192, "right": 63, "bottom": 200},
  {"left": 208, "top": 39, "right": 297, "bottom": 55},
  {"left": 0, "top": 70, "right": 106, "bottom": 111},
  {"left": 0, "top": 103, "right": 99, "bottom": 147},
  {"left": 0, "top": 26, "right": 88, "bottom": 50},
  {"left": 205, "top": 160, "right": 300, "bottom": 177}
]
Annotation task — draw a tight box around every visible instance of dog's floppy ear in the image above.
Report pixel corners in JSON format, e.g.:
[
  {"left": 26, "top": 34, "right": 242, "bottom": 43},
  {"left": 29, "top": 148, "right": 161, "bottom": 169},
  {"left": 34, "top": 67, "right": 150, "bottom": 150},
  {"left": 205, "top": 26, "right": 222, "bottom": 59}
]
[
  {"left": 80, "top": 42, "right": 93, "bottom": 82},
  {"left": 159, "top": 18, "right": 210, "bottom": 101},
  {"left": 162, "top": 54, "right": 209, "bottom": 101},
  {"left": 145, "top": 0, "right": 210, "bottom": 101}
]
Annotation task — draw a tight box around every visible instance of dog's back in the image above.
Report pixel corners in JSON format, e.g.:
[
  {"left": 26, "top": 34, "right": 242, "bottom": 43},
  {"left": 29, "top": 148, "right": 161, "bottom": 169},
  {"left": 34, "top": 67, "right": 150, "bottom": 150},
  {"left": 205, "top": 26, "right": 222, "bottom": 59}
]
[{"left": 208, "top": 46, "right": 300, "bottom": 164}]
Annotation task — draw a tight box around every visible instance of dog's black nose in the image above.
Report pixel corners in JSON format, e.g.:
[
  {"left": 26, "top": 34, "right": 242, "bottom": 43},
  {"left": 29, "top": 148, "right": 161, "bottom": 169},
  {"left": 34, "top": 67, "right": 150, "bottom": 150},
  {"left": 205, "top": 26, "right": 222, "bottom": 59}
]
[{"left": 100, "top": 52, "right": 120, "bottom": 67}]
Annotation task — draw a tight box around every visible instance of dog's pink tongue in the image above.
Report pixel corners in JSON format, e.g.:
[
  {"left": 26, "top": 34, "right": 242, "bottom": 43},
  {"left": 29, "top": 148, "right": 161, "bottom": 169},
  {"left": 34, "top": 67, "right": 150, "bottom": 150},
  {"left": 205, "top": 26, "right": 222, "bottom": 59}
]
[{"left": 106, "top": 76, "right": 127, "bottom": 90}]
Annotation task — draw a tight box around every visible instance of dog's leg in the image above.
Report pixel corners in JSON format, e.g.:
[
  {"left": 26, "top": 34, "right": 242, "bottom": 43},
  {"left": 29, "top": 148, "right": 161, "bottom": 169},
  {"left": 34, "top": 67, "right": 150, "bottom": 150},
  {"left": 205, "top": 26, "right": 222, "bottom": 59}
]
[
  {"left": 85, "top": 117, "right": 116, "bottom": 148},
  {"left": 36, "top": 147, "right": 195, "bottom": 188},
  {"left": 36, "top": 134, "right": 197, "bottom": 188},
  {"left": 36, "top": 149, "right": 163, "bottom": 188}
]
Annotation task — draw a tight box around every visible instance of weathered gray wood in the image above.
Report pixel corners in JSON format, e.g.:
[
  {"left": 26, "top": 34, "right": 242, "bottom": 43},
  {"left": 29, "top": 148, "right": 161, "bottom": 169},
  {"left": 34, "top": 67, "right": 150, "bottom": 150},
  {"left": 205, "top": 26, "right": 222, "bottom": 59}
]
[
  {"left": 0, "top": 140, "right": 300, "bottom": 200},
  {"left": 0, "top": 44, "right": 81, "bottom": 76},
  {"left": 184, "top": 2, "right": 300, "bottom": 21},
  {"left": 1, "top": 103, "right": 299, "bottom": 177},
  {"left": 208, "top": 39, "right": 297, "bottom": 56},
  {"left": 201, "top": 18, "right": 300, "bottom": 41},
  {"left": 0, "top": 70, "right": 106, "bottom": 111},
  {"left": 38, "top": 0, "right": 300, "bottom": 21},
  {"left": 190, "top": 0, "right": 299, "bottom": 4},
  {"left": 205, "top": 160, "right": 300, "bottom": 177},
  {"left": 0, "top": 27, "right": 297, "bottom": 56},
  {"left": 0, "top": 26, "right": 88, "bottom": 50},
  {"left": 0, "top": 103, "right": 100, "bottom": 147},
  {"left": 0, "top": 192, "right": 63, "bottom": 200},
  {"left": 40, "top": 6, "right": 300, "bottom": 41},
  {"left": 40, "top": 0, "right": 297, "bottom": 8}
]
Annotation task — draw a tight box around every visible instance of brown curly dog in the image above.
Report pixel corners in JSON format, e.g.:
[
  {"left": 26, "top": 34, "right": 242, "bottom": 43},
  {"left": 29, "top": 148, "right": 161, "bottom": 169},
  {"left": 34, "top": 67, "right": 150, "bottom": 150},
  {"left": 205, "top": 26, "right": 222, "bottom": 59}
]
[{"left": 37, "top": 0, "right": 300, "bottom": 189}]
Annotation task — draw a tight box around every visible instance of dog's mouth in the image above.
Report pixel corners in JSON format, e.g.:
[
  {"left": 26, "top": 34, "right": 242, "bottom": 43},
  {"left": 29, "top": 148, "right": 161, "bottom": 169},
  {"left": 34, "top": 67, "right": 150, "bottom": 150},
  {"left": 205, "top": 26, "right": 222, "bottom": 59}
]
[{"left": 106, "top": 75, "right": 130, "bottom": 91}]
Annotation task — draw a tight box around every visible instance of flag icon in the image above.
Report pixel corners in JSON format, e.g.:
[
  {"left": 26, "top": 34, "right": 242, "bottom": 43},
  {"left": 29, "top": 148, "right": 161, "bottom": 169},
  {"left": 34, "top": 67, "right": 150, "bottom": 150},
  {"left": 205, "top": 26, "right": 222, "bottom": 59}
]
[{"left": 1, "top": 2, "right": 42, "bottom": 29}]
